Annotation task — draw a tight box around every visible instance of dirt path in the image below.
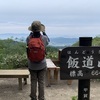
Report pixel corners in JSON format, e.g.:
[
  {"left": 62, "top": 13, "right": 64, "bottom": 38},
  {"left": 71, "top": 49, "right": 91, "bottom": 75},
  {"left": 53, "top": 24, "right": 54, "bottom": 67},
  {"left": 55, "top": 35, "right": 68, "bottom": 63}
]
[{"left": 0, "top": 77, "right": 100, "bottom": 100}]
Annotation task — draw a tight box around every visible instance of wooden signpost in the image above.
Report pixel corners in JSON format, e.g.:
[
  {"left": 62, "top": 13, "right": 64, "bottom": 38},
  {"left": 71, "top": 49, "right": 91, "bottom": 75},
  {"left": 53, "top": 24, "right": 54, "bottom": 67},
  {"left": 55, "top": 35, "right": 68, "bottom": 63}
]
[{"left": 60, "top": 37, "right": 100, "bottom": 100}]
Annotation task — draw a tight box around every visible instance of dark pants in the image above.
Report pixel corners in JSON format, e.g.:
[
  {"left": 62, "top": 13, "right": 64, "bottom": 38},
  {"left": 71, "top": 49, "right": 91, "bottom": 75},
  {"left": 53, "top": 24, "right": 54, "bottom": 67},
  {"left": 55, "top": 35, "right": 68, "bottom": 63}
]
[{"left": 29, "top": 68, "right": 46, "bottom": 100}]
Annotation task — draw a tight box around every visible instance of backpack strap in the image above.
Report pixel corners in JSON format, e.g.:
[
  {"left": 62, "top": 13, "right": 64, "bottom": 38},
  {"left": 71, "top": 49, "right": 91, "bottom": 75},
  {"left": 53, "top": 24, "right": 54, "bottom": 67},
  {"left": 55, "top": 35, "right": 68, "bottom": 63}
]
[{"left": 29, "top": 32, "right": 34, "bottom": 38}]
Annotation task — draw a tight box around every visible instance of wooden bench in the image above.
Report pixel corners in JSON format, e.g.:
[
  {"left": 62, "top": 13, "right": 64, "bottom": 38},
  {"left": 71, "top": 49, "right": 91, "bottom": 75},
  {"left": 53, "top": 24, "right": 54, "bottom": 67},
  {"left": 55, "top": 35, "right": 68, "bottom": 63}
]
[
  {"left": 0, "top": 69, "right": 30, "bottom": 90},
  {"left": 46, "top": 59, "right": 60, "bottom": 86}
]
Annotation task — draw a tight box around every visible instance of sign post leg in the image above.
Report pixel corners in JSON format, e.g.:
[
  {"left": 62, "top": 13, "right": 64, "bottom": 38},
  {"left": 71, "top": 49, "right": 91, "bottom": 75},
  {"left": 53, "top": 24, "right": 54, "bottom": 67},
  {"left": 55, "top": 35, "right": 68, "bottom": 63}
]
[
  {"left": 78, "top": 79, "right": 90, "bottom": 100},
  {"left": 78, "top": 37, "right": 92, "bottom": 100}
]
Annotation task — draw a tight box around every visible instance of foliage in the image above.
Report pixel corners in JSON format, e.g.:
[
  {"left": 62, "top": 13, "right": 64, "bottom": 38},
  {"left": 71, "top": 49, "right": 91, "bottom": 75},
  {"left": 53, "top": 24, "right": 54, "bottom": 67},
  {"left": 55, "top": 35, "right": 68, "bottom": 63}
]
[
  {"left": 72, "top": 96, "right": 78, "bottom": 100},
  {"left": 1, "top": 37, "right": 100, "bottom": 69},
  {"left": 92, "top": 37, "right": 100, "bottom": 46},
  {"left": 46, "top": 46, "right": 58, "bottom": 60},
  {"left": 0, "top": 39, "right": 27, "bottom": 69},
  {"left": 0, "top": 54, "right": 27, "bottom": 69},
  {"left": 72, "top": 37, "right": 100, "bottom": 46},
  {"left": 0, "top": 39, "right": 59, "bottom": 69},
  {"left": 72, "top": 41, "right": 79, "bottom": 47},
  {"left": 0, "top": 39, "right": 26, "bottom": 55}
]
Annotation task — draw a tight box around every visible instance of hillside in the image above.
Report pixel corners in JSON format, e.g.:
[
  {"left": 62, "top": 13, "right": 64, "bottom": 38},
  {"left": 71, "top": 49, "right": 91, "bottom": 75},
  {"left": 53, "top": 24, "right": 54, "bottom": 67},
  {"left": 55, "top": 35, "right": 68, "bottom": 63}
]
[
  {"left": 0, "top": 39, "right": 27, "bottom": 69},
  {"left": 49, "top": 37, "right": 78, "bottom": 46},
  {"left": 0, "top": 39, "right": 58, "bottom": 69},
  {"left": 72, "top": 37, "right": 100, "bottom": 46},
  {"left": 0, "top": 37, "right": 100, "bottom": 69}
]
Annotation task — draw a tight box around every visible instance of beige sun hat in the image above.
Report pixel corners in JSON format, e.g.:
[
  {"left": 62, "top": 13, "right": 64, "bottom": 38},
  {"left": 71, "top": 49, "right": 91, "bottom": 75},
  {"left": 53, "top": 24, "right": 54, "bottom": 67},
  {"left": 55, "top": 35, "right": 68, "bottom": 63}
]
[
  {"left": 28, "top": 21, "right": 41, "bottom": 32},
  {"left": 28, "top": 21, "right": 45, "bottom": 32},
  {"left": 41, "top": 24, "right": 45, "bottom": 32}
]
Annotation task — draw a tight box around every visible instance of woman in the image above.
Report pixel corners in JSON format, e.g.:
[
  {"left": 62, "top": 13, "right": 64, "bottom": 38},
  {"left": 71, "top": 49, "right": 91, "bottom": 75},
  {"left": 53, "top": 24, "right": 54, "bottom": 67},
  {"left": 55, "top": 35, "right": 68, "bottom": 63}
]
[{"left": 26, "top": 21, "right": 49, "bottom": 100}]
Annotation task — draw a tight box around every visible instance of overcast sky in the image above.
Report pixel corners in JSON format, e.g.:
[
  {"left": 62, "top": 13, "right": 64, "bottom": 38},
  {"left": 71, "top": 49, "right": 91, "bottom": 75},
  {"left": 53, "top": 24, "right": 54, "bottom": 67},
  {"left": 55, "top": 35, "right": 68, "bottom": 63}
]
[{"left": 0, "top": 0, "right": 100, "bottom": 38}]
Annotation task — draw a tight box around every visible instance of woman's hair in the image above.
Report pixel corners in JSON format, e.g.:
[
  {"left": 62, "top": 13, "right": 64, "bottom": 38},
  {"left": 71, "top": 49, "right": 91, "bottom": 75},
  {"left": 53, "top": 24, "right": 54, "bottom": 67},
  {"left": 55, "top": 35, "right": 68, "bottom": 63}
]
[{"left": 31, "top": 32, "right": 41, "bottom": 38}]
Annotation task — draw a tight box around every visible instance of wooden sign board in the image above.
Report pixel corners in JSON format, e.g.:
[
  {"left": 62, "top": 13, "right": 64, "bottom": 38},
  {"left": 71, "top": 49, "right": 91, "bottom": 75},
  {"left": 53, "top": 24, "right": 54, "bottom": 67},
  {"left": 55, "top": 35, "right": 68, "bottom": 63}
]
[{"left": 60, "top": 46, "right": 100, "bottom": 80}]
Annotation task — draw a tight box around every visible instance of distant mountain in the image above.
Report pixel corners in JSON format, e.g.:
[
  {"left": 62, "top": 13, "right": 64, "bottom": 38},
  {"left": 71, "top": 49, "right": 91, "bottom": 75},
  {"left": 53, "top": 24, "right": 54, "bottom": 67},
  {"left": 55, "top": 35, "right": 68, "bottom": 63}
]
[
  {"left": 49, "top": 37, "right": 78, "bottom": 46},
  {"left": 0, "top": 33, "right": 28, "bottom": 39},
  {"left": 0, "top": 33, "right": 78, "bottom": 46}
]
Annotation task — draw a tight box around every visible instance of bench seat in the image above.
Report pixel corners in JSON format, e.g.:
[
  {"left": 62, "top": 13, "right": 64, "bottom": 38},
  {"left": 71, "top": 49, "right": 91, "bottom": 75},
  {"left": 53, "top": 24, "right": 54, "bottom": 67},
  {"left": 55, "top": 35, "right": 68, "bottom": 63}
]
[
  {"left": 46, "top": 59, "right": 60, "bottom": 86},
  {"left": 0, "top": 69, "right": 30, "bottom": 90}
]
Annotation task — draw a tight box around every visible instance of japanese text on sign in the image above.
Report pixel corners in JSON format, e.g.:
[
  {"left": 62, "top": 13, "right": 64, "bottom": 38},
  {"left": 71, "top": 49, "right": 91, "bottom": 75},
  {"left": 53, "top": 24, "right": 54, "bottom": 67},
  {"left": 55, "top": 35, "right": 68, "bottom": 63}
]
[{"left": 60, "top": 47, "right": 100, "bottom": 79}]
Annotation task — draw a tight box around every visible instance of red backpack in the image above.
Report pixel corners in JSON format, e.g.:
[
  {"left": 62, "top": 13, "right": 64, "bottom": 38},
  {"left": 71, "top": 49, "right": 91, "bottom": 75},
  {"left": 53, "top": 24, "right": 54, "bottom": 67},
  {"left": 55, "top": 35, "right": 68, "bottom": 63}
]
[{"left": 27, "top": 36, "right": 45, "bottom": 62}]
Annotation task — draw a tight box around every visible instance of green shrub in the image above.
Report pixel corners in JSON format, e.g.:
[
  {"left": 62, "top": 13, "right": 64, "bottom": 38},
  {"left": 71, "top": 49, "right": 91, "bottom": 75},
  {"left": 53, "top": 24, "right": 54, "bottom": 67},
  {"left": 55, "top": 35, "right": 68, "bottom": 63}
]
[
  {"left": 0, "top": 39, "right": 59, "bottom": 69},
  {"left": 1, "top": 37, "right": 100, "bottom": 69},
  {"left": 46, "top": 46, "right": 58, "bottom": 60},
  {"left": 0, "top": 53, "right": 28, "bottom": 69},
  {"left": 72, "top": 96, "right": 78, "bottom": 100}
]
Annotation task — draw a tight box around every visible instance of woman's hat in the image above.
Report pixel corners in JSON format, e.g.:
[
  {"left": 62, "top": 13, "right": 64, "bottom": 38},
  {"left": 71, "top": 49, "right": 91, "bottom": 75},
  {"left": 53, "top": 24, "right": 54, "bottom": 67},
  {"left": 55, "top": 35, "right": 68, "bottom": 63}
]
[
  {"left": 28, "top": 21, "right": 41, "bottom": 32},
  {"left": 41, "top": 24, "right": 45, "bottom": 32},
  {"left": 28, "top": 21, "right": 45, "bottom": 32}
]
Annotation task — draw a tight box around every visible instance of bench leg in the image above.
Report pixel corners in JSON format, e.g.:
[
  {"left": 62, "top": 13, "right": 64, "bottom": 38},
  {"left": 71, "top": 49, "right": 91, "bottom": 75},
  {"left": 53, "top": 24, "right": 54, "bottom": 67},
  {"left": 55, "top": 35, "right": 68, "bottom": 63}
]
[
  {"left": 54, "top": 68, "right": 60, "bottom": 81},
  {"left": 23, "top": 78, "right": 27, "bottom": 85},
  {"left": 46, "top": 69, "right": 51, "bottom": 87},
  {"left": 54, "top": 69, "right": 59, "bottom": 80},
  {"left": 18, "top": 78, "right": 22, "bottom": 90},
  {"left": 67, "top": 80, "right": 72, "bottom": 85}
]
